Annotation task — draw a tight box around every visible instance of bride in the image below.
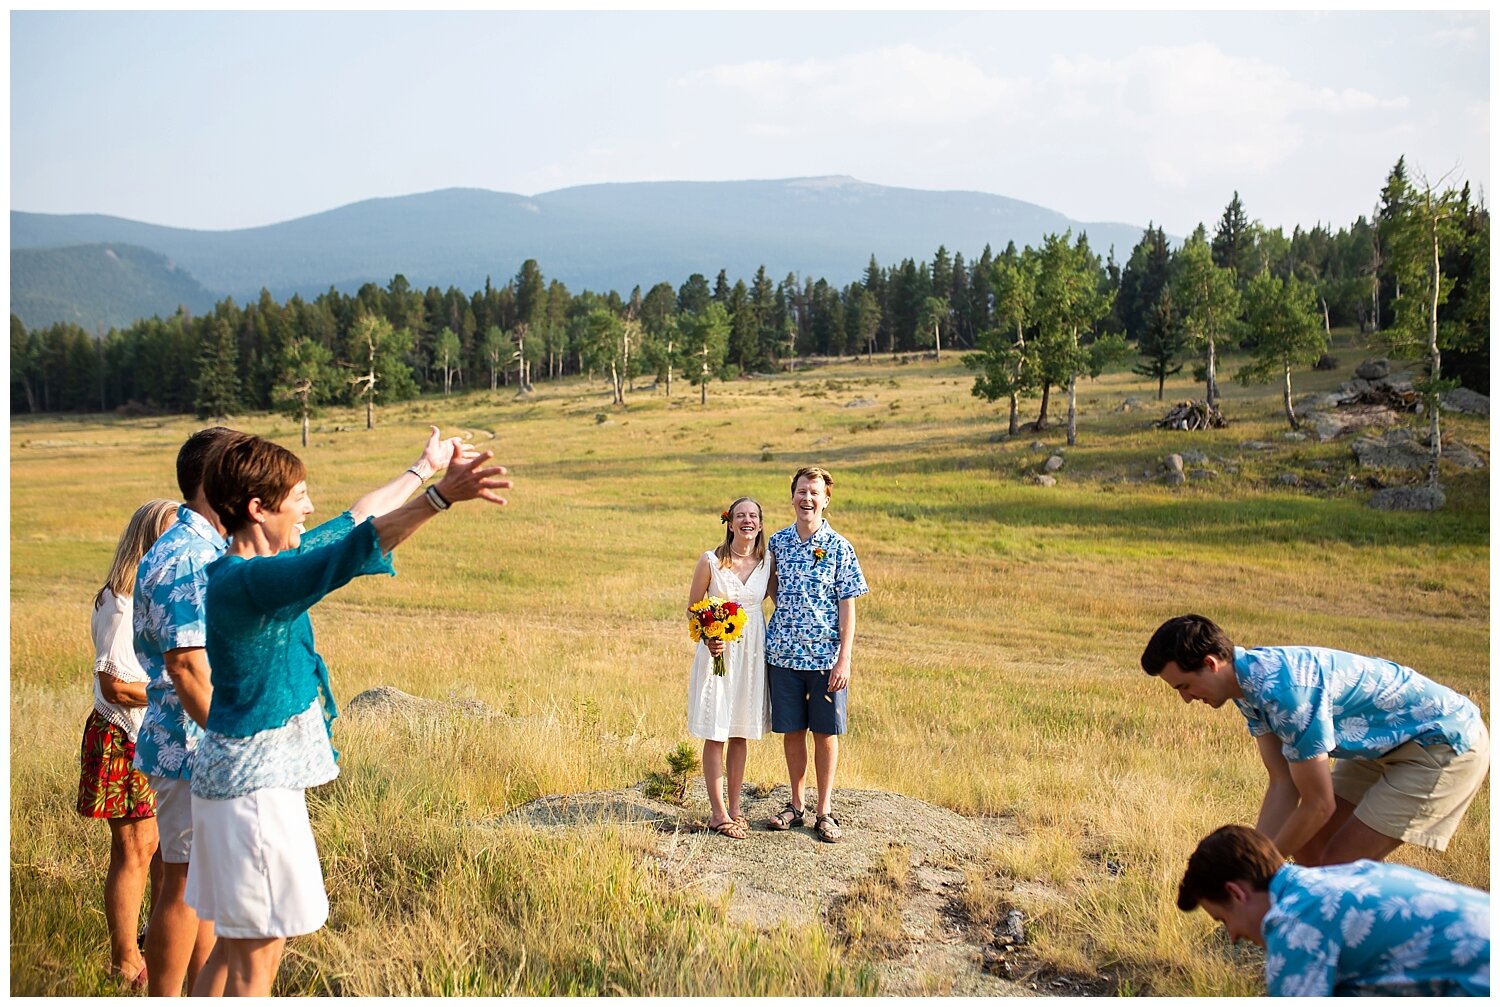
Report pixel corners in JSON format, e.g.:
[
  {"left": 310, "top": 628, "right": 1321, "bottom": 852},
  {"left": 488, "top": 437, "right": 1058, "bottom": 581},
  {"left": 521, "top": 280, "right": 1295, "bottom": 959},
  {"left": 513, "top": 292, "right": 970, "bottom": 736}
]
[{"left": 685, "top": 497, "right": 773, "bottom": 838}]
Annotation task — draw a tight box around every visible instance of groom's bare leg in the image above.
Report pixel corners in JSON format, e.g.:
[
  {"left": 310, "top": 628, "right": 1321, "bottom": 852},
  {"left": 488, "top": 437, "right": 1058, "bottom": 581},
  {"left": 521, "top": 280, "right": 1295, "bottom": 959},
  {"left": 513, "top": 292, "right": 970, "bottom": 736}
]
[
  {"left": 782, "top": 730, "right": 809, "bottom": 810},
  {"left": 812, "top": 732, "right": 838, "bottom": 817},
  {"left": 725, "top": 738, "right": 748, "bottom": 820},
  {"left": 702, "top": 740, "right": 730, "bottom": 824}
]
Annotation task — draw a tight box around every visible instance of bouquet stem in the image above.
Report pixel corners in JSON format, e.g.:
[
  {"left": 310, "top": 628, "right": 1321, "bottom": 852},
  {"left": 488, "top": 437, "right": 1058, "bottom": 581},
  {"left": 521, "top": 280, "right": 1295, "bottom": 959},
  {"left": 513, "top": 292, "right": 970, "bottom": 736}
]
[{"left": 712, "top": 651, "right": 727, "bottom": 676}]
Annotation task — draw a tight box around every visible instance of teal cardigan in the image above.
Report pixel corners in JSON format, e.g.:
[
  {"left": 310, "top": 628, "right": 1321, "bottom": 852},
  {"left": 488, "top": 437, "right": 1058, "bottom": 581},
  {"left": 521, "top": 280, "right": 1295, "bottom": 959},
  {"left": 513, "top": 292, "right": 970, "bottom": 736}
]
[{"left": 203, "top": 512, "right": 394, "bottom": 740}]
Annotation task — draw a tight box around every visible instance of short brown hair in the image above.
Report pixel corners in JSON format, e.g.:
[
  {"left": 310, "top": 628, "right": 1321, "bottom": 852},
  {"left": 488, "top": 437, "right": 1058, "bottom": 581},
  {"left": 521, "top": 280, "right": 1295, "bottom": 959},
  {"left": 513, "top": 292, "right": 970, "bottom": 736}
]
[
  {"left": 176, "top": 426, "right": 244, "bottom": 499},
  {"left": 791, "top": 466, "right": 833, "bottom": 497},
  {"left": 204, "top": 435, "right": 306, "bottom": 535},
  {"left": 1177, "top": 825, "right": 1284, "bottom": 911},
  {"left": 1140, "top": 614, "right": 1236, "bottom": 676}
]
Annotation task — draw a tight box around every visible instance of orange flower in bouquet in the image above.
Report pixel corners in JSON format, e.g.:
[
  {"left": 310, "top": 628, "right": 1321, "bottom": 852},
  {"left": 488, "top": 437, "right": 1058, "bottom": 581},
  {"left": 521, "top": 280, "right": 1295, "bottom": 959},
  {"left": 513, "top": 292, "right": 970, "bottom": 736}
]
[{"left": 688, "top": 595, "right": 748, "bottom": 676}]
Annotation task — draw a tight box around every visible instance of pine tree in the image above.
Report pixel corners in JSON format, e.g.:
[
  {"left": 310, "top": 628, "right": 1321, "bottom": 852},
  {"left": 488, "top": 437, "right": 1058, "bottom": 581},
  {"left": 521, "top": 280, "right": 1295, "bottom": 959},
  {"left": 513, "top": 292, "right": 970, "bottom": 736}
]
[
  {"left": 1132, "top": 288, "right": 1190, "bottom": 401},
  {"left": 193, "top": 317, "right": 241, "bottom": 420}
]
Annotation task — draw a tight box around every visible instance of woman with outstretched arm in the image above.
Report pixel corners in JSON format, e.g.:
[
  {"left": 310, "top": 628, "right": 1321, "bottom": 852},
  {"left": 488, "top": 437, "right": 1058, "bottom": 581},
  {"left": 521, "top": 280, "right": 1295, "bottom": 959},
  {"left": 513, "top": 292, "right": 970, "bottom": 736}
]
[{"left": 185, "top": 435, "right": 510, "bottom": 996}]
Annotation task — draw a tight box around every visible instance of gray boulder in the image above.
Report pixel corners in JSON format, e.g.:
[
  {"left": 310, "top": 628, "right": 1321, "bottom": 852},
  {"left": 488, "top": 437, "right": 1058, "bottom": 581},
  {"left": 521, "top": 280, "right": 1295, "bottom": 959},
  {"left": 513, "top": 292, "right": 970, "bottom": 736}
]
[
  {"left": 1442, "top": 387, "right": 1490, "bottom": 417},
  {"left": 1043, "top": 454, "right": 1065, "bottom": 473},
  {"left": 345, "top": 685, "right": 494, "bottom": 720},
  {"left": 1032, "top": 474, "right": 1057, "bottom": 487},
  {"left": 1165, "top": 470, "right": 1186, "bottom": 486},
  {"left": 1165, "top": 453, "right": 1185, "bottom": 474},
  {"left": 1180, "top": 450, "right": 1208, "bottom": 466},
  {"left": 1369, "top": 486, "right": 1446, "bottom": 511},
  {"left": 1441, "top": 441, "right": 1486, "bottom": 470},
  {"left": 1354, "top": 358, "right": 1391, "bottom": 380},
  {"left": 1353, "top": 429, "right": 1429, "bottom": 471}
]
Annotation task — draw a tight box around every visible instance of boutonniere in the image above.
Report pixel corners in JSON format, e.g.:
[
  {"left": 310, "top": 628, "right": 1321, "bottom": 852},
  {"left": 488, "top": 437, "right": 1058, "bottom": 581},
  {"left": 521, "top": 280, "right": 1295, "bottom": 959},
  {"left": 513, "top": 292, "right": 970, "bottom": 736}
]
[{"left": 812, "top": 547, "right": 827, "bottom": 565}]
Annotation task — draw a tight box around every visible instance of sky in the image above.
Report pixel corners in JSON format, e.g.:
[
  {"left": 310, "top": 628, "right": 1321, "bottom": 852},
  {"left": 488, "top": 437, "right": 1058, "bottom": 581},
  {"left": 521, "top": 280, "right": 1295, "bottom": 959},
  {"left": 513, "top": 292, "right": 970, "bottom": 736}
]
[{"left": 9, "top": 10, "right": 1490, "bottom": 238}]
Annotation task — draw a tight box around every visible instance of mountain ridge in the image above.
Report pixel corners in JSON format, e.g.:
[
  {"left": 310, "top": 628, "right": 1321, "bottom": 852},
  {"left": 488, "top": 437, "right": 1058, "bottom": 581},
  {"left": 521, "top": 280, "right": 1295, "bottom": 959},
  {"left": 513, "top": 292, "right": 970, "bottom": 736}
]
[{"left": 13, "top": 177, "right": 1150, "bottom": 330}]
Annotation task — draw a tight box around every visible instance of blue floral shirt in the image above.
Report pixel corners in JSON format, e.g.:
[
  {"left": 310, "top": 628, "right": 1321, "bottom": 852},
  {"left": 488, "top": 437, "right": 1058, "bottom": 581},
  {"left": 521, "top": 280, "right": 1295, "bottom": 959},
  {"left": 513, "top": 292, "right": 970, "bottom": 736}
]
[
  {"left": 1231, "top": 646, "right": 1483, "bottom": 763},
  {"left": 131, "top": 505, "right": 225, "bottom": 779},
  {"left": 1262, "top": 861, "right": 1489, "bottom": 996},
  {"left": 765, "top": 522, "right": 868, "bottom": 670}
]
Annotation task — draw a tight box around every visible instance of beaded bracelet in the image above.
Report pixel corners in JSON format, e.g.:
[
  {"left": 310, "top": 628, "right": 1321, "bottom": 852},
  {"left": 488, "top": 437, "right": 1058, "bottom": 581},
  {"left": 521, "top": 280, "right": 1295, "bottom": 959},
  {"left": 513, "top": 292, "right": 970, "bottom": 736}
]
[{"left": 424, "top": 485, "right": 451, "bottom": 512}]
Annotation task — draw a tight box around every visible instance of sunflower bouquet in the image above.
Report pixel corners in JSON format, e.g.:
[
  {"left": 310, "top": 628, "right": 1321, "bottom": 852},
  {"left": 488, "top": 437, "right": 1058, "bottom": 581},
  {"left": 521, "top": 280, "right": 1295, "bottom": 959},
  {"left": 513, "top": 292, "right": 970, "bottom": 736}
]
[{"left": 688, "top": 596, "right": 748, "bottom": 676}]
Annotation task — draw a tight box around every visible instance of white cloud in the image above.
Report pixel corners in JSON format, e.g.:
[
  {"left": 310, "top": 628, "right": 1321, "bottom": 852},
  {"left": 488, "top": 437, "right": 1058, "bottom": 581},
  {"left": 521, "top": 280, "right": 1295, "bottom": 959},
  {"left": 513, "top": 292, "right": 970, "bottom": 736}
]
[
  {"left": 1047, "top": 42, "right": 1409, "bottom": 187},
  {"left": 688, "top": 44, "right": 1030, "bottom": 129}
]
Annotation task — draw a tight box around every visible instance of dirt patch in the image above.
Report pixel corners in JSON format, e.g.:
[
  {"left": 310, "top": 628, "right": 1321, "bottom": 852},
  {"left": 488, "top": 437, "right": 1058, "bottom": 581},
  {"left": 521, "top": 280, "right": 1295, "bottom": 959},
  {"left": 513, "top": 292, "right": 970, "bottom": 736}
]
[{"left": 490, "top": 779, "right": 1106, "bottom": 996}]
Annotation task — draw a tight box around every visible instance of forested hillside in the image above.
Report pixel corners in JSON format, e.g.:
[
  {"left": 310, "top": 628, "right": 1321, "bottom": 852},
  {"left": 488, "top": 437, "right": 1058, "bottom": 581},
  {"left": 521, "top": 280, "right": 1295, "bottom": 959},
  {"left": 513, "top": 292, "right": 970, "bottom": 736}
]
[{"left": 11, "top": 243, "right": 216, "bottom": 333}]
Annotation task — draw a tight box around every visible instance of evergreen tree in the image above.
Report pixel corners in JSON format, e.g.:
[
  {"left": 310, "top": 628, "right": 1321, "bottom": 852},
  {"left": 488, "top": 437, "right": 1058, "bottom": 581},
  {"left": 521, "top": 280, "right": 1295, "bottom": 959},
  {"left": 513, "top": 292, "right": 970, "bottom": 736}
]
[
  {"left": 1212, "top": 191, "right": 1252, "bottom": 279},
  {"left": 681, "top": 303, "right": 731, "bottom": 406},
  {"left": 271, "top": 337, "right": 334, "bottom": 447},
  {"left": 193, "top": 317, "right": 241, "bottom": 420},
  {"left": 1132, "top": 288, "right": 1190, "bottom": 401}
]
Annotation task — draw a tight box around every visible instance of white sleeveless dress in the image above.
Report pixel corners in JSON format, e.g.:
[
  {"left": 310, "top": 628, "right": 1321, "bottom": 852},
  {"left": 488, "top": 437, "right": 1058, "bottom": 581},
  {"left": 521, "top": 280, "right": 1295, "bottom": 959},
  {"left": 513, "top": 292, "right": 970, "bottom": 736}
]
[{"left": 686, "top": 551, "right": 772, "bottom": 742}]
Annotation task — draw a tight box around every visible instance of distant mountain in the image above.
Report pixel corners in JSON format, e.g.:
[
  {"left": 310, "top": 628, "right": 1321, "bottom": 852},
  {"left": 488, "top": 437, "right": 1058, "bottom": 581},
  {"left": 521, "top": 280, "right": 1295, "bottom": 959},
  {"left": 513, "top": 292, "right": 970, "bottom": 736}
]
[
  {"left": 12, "top": 177, "right": 1149, "bottom": 328},
  {"left": 11, "top": 242, "right": 217, "bottom": 331}
]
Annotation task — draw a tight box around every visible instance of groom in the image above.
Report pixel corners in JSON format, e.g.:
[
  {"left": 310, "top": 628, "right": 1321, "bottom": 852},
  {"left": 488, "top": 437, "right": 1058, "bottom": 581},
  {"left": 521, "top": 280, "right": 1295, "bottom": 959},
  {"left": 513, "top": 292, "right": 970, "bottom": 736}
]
[{"left": 763, "top": 466, "right": 869, "bottom": 842}]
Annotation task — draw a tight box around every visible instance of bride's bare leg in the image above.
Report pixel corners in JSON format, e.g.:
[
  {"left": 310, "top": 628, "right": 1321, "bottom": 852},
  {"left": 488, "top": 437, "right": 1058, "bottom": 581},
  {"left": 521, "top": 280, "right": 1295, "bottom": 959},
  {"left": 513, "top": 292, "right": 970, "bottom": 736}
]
[
  {"left": 725, "top": 738, "right": 748, "bottom": 821},
  {"left": 702, "top": 740, "right": 729, "bottom": 824}
]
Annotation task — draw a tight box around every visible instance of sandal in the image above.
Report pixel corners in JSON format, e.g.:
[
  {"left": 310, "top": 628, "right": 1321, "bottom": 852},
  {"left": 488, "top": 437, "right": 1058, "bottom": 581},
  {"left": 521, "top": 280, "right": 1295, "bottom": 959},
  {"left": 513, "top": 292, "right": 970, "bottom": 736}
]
[
  {"left": 766, "top": 802, "right": 808, "bottom": 831},
  {"left": 707, "top": 818, "right": 749, "bottom": 839},
  {"left": 731, "top": 814, "right": 749, "bottom": 831},
  {"left": 814, "top": 814, "right": 843, "bottom": 843}
]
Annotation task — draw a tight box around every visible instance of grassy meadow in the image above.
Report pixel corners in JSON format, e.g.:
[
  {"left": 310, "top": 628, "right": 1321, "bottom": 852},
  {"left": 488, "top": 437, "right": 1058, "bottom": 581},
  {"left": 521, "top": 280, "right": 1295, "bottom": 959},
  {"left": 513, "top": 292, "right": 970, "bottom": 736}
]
[{"left": 10, "top": 332, "right": 1489, "bottom": 996}]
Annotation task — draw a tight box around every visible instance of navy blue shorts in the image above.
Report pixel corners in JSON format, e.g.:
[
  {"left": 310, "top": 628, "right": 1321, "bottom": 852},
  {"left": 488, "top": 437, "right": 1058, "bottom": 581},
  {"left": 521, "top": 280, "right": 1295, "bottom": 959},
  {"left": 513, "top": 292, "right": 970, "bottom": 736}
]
[{"left": 768, "top": 663, "right": 848, "bottom": 736}]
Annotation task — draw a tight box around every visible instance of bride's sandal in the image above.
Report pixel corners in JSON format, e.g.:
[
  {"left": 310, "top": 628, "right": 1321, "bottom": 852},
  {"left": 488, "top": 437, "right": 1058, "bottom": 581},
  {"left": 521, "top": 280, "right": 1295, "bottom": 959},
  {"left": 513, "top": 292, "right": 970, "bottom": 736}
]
[{"left": 708, "top": 818, "right": 749, "bottom": 839}]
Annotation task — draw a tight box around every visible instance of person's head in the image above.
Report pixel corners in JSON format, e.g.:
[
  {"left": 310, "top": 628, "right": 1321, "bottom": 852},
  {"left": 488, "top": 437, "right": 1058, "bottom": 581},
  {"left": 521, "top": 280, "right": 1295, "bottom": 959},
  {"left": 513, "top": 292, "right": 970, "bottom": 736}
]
[
  {"left": 204, "top": 435, "right": 314, "bottom": 551},
  {"left": 1141, "top": 614, "right": 1240, "bottom": 708},
  {"left": 790, "top": 466, "right": 833, "bottom": 524},
  {"left": 714, "top": 497, "right": 766, "bottom": 567},
  {"left": 176, "top": 426, "right": 245, "bottom": 500},
  {"left": 1177, "top": 825, "right": 1283, "bottom": 946},
  {"left": 96, "top": 498, "right": 180, "bottom": 608}
]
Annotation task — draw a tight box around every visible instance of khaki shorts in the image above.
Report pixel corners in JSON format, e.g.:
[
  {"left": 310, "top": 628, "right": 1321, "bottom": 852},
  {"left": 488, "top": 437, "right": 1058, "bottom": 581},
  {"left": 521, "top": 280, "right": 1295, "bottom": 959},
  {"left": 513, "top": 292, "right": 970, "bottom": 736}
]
[
  {"left": 1332, "top": 723, "right": 1490, "bottom": 851},
  {"left": 149, "top": 774, "right": 195, "bottom": 863}
]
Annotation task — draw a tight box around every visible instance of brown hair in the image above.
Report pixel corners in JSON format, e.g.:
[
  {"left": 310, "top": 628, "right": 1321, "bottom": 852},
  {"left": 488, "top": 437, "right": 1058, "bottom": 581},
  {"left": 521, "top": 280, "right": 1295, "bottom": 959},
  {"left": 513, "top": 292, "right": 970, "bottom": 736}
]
[
  {"left": 95, "top": 499, "right": 179, "bottom": 609},
  {"left": 204, "top": 435, "right": 307, "bottom": 535},
  {"left": 1141, "top": 614, "right": 1236, "bottom": 676},
  {"left": 176, "top": 426, "right": 244, "bottom": 499},
  {"left": 1176, "top": 825, "right": 1284, "bottom": 911},
  {"left": 713, "top": 497, "right": 766, "bottom": 568},
  {"left": 790, "top": 466, "right": 833, "bottom": 498}
]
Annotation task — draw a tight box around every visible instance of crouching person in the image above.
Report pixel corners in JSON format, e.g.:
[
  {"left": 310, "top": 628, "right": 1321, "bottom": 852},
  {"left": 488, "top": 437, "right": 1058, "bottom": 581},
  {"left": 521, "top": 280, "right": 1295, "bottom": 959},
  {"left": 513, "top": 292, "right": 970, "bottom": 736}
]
[{"left": 1177, "top": 824, "right": 1489, "bottom": 996}]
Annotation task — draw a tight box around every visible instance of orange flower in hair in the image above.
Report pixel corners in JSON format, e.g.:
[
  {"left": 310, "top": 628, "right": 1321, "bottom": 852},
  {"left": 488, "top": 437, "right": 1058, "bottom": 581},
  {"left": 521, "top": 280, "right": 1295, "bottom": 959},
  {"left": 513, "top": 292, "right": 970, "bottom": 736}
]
[{"left": 720, "top": 510, "right": 730, "bottom": 524}]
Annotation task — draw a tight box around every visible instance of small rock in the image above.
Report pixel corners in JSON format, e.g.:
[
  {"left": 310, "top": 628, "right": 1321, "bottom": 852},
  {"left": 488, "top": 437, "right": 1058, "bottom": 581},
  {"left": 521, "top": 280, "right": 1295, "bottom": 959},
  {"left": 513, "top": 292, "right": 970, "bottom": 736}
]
[
  {"left": 1187, "top": 469, "right": 1219, "bottom": 481},
  {"left": 1030, "top": 441, "right": 1047, "bottom": 452},
  {"left": 1180, "top": 450, "right": 1208, "bottom": 465},
  {"left": 1166, "top": 470, "right": 1186, "bottom": 486},
  {"left": 1033, "top": 474, "right": 1057, "bottom": 487},
  {"left": 1355, "top": 358, "right": 1391, "bottom": 380},
  {"left": 1442, "top": 442, "right": 1486, "bottom": 469},
  {"left": 988, "top": 431, "right": 1009, "bottom": 443},
  {"left": 1043, "top": 455, "right": 1065, "bottom": 473},
  {"left": 843, "top": 398, "right": 878, "bottom": 408},
  {"left": 1241, "top": 441, "right": 1277, "bottom": 451},
  {"left": 1282, "top": 431, "right": 1307, "bottom": 442},
  {"left": 1279, "top": 473, "right": 1301, "bottom": 486},
  {"left": 1118, "top": 396, "right": 1143, "bottom": 413},
  {"left": 1369, "top": 486, "right": 1446, "bottom": 511},
  {"left": 1442, "top": 387, "right": 1490, "bottom": 417},
  {"left": 1165, "top": 453, "right": 1184, "bottom": 474},
  {"left": 1001, "top": 909, "right": 1026, "bottom": 945}
]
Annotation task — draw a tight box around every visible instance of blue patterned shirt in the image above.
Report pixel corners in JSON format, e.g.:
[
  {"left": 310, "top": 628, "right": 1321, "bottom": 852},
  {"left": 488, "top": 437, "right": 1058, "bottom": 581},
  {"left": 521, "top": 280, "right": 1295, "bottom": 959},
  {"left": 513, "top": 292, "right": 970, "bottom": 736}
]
[
  {"left": 132, "top": 505, "right": 225, "bottom": 779},
  {"left": 1262, "top": 861, "right": 1489, "bottom": 996},
  {"left": 765, "top": 522, "right": 868, "bottom": 670},
  {"left": 1231, "top": 646, "right": 1483, "bottom": 763}
]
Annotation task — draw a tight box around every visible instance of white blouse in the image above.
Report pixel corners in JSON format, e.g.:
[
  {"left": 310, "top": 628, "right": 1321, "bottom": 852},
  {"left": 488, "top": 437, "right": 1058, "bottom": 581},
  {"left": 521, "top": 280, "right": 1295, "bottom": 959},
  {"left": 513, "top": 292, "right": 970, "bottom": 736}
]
[{"left": 91, "top": 589, "right": 150, "bottom": 739}]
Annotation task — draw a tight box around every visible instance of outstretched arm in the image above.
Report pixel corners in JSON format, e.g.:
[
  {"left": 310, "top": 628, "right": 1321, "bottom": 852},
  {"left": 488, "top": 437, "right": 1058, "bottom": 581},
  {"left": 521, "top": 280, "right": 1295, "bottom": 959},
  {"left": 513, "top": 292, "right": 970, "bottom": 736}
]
[
  {"left": 348, "top": 425, "right": 478, "bottom": 523},
  {"left": 371, "top": 450, "right": 510, "bottom": 554}
]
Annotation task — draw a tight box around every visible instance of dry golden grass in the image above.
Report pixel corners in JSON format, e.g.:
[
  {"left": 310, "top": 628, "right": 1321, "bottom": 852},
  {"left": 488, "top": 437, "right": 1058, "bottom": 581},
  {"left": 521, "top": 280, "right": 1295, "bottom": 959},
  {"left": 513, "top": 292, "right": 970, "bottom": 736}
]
[{"left": 11, "top": 333, "right": 1488, "bottom": 994}]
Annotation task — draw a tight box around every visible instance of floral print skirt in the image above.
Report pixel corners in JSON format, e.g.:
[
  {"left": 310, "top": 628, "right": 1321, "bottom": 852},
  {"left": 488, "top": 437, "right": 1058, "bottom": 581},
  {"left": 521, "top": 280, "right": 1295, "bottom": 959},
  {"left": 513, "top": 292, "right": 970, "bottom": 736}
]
[{"left": 77, "top": 710, "right": 156, "bottom": 820}]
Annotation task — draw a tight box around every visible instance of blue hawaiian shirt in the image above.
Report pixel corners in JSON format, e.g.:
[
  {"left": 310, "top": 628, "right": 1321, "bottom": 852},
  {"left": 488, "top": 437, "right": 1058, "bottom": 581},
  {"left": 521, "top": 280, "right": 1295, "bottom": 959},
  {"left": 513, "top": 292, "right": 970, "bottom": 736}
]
[
  {"left": 1231, "top": 646, "right": 1483, "bottom": 763},
  {"left": 132, "top": 505, "right": 225, "bottom": 779},
  {"left": 1261, "top": 861, "right": 1489, "bottom": 996},
  {"left": 765, "top": 522, "right": 868, "bottom": 670}
]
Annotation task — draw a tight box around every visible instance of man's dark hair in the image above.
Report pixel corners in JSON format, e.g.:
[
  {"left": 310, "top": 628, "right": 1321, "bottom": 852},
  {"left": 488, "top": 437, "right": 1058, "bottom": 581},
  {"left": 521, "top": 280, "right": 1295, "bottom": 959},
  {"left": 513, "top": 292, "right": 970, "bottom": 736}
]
[
  {"left": 176, "top": 426, "right": 244, "bottom": 499},
  {"left": 1140, "top": 614, "right": 1236, "bottom": 676},
  {"left": 1177, "top": 825, "right": 1283, "bottom": 911}
]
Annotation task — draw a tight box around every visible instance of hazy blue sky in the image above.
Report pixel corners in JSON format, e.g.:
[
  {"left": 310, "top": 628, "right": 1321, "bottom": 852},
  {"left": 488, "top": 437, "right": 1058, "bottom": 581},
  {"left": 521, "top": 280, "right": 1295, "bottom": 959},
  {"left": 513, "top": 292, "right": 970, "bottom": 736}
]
[{"left": 11, "top": 10, "right": 1489, "bottom": 237}]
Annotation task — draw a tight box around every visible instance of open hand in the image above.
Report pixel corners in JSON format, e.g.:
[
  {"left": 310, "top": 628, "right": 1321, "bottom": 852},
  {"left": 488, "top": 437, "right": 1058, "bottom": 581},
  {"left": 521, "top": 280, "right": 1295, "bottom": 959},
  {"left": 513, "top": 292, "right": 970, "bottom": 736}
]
[
  {"left": 434, "top": 449, "right": 512, "bottom": 506},
  {"left": 418, "top": 425, "right": 479, "bottom": 474}
]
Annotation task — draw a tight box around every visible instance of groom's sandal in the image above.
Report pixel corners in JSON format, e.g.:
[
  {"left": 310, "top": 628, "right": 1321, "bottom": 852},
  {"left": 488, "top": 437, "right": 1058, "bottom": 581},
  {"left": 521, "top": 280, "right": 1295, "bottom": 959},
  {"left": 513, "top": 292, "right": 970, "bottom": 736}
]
[
  {"left": 766, "top": 803, "right": 808, "bottom": 831},
  {"left": 708, "top": 818, "right": 749, "bottom": 839},
  {"left": 814, "top": 814, "right": 843, "bottom": 843}
]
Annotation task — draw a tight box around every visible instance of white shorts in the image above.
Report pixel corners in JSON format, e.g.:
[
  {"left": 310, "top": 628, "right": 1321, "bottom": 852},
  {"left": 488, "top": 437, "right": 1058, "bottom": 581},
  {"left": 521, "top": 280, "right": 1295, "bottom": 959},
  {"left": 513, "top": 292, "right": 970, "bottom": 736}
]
[
  {"left": 185, "top": 787, "right": 329, "bottom": 939},
  {"left": 149, "top": 774, "right": 195, "bottom": 864}
]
